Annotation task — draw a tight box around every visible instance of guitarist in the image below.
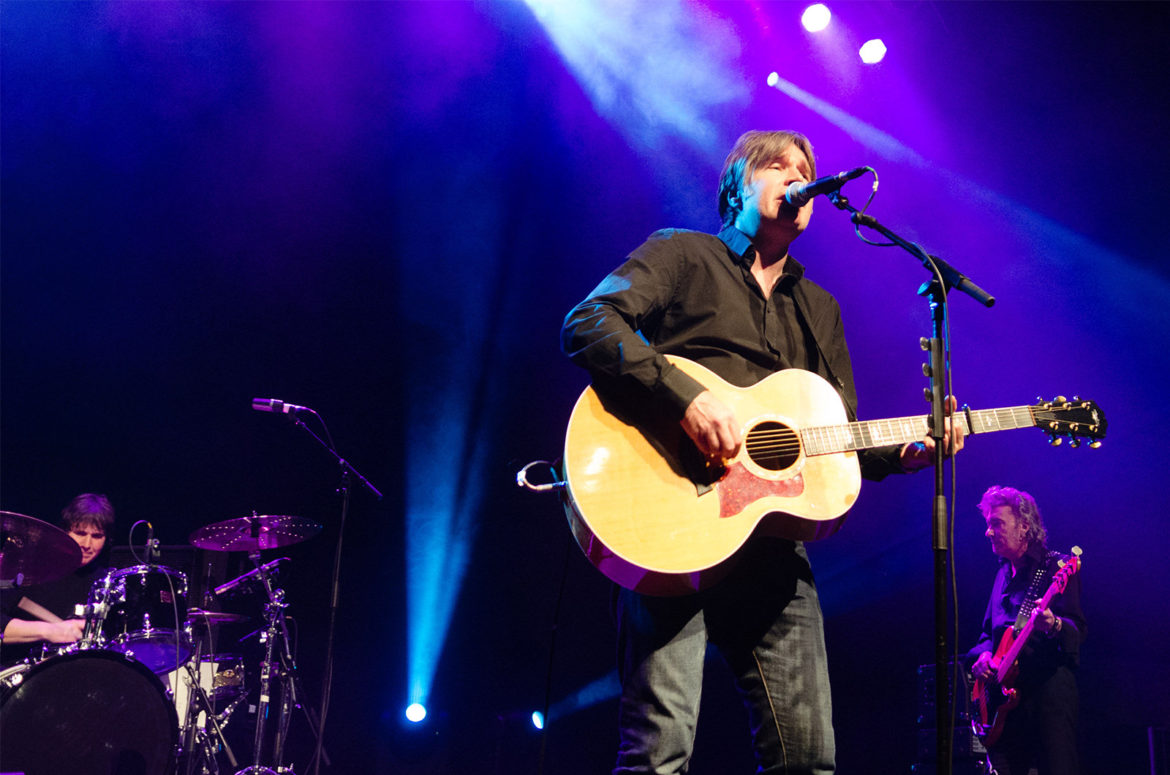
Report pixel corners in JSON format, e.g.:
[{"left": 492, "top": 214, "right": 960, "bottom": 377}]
[
  {"left": 967, "top": 486, "right": 1085, "bottom": 775},
  {"left": 562, "top": 130, "right": 963, "bottom": 775}
]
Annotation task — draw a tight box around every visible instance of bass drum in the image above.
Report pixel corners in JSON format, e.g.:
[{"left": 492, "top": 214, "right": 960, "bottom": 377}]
[{"left": 0, "top": 650, "right": 178, "bottom": 775}]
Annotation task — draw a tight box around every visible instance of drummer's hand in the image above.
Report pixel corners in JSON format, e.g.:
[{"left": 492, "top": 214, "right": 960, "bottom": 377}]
[{"left": 43, "top": 619, "right": 84, "bottom": 643}]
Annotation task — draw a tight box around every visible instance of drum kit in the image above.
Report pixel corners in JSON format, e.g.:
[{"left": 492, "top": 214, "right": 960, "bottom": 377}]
[{"left": 0, "top": 510, "right": 324, "bottom": 775}]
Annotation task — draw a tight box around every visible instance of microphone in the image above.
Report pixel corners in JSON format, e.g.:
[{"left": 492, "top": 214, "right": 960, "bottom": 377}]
[
  {"left": 784, "top": 167, "right": 869, "bottom": 208},
  {"left": 213, "top": 557, "right": 288, "bottom": 598},
  {"left": 252, "top": 398, "right": 311, "bottom": 415},
  {"left": 145, "top": 522, "right": 158, "bottom": 563}
]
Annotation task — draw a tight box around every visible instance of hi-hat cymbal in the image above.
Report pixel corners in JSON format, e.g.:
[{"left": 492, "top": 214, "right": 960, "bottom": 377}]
[
  {"left": 0, "top": 511, "right": 83, "bottom": 586},
  {"left": 187, "top": 607, "right": 250, "bottom": 624},
  {"left": 188, "top": 514, "right": 322, "bottom": 552}
]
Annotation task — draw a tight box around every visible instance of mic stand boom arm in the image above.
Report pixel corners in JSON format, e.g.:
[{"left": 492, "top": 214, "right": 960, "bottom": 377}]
[
  {"left": 281, "top": 411, "right": 383, "bottom": 775},
  {"left": 826, "top": 191, "right": 995, "bottom": 309},
  {"left": 826, "top": 191, "right": 996, "bottom": 775}
]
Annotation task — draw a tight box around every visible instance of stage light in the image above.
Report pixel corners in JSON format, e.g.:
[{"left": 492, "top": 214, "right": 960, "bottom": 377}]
[
  {"left": 531, "top": 711, "right": 545, "bottom": 730},
  {"left": 405, "top": 703, "right": 427, "bottom": 723},
  {"left": 859, "top": 38, "right": 887, "bottom": 64},
  {"left": 801, "top": 4, "right": 831, "bottom": 33},
  {"left": 767, "top": 72, "right": 780, "bottom": 87},
  {"left": 520, "top": 0, "right": 745, "bottom": 152}
]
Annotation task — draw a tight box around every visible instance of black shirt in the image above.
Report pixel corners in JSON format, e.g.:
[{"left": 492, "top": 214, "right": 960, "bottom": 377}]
[
  {"left": 562, "top": 226, "right": 904, "bottom": 480},
  {"left": 969, "top": 544, "right": 1086, "bottom": 678}
]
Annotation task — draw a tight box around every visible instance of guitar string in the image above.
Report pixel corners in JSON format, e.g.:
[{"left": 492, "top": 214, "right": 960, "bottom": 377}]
[
  {"left": 738, "top": 408, "right": 1070, "bottom": 455},
  {"left": 739, "top": 407, "right": 1076, "bottom": 461}
]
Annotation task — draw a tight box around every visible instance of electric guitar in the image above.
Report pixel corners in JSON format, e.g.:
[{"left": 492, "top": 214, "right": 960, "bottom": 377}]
[
  {"left": 561, "top": 356, "right": 1105, "bottom": 595},
  {"left": 971, "top": 549, "right": 1083, "bottom": 746}
]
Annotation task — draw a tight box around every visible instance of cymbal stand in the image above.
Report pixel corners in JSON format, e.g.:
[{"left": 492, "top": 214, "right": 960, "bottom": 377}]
[
  {"left": 235, "top": 551, "right": 327, "bottom": 775},
  {"left": 233, "top": 549, "right": 284, "bottom": 775}
]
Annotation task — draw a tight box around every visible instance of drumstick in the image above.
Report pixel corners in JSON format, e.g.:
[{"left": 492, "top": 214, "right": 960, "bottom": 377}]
[{"left": 17, "top": 596, "right": 63, "bottom": 623}]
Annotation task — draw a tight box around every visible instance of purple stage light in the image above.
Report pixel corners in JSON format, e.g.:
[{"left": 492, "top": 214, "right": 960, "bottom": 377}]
[
  {"left": 801, "top": 4, "right": 831, "bottom": 33},
  {"left": 859, "top": 38, "right": 887, "bottom": 64}
]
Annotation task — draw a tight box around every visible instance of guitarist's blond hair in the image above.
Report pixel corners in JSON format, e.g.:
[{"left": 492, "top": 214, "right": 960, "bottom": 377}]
[{"left": 718, "top": 130, "right": 817, "bottom": 229}]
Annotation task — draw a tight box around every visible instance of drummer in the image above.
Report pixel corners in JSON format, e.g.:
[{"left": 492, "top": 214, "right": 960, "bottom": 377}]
[{"left": 1, "top": 493, "right": 114, "bottom": 658}]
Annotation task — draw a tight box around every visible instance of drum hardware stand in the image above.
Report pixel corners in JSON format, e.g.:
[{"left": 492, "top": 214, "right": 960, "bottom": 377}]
[
  {"left": 178, "top": 623, "right": 241, "bottom": 775},
  {"left": 181, "top": 655, "right": 240, "bottom": 775},
  {"left": 234, "top": 550, "right": 330, "bottom": 775}
]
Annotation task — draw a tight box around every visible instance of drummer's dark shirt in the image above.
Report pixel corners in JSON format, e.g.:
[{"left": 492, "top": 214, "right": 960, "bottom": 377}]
[{"left": 0, "top": 555, "right": 108, "bottom": 665}]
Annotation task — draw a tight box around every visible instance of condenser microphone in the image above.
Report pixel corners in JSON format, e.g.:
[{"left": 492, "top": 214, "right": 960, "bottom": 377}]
[
  {"left": 213, "top": 557, "right": 287, "bottom": 597},
  {"left": 784, "top": 167, "right": 868, "bottom": 207},
  {"left": 251, "top": 398, "right": 311, "bottom": 415}
]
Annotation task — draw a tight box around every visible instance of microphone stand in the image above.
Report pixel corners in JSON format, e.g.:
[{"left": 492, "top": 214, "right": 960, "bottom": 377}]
[
  {"left": 282, "top": 412, "right": 382, "bottom": 775},
  {"left": 826, "top": 191, "right": 994, "bottom": 775}
]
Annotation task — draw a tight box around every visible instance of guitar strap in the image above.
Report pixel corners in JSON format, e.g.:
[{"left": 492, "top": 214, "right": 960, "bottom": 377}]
[
  {"left": 1014, "top": 551, "right": 1057, "bottom": 630},
  {"left": 789, "top": 281, "right": 856, "bottom": 420}
]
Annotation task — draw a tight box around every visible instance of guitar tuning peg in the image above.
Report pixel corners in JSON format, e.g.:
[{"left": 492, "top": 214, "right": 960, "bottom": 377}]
[
  {"left": 1069, "top": 437, "right": 1081, "bottom": 448},
  {"left": 1072, "top": 394, "right": 1081, "bottom": 401},
  {"left": 1054, "top": 395, "right": 1067, "bottom": 404},
  {"left": 1049, "top": 436, "right": 1063, "bottom": 447},
  {"left": 1071, "top": 545, "right": 1083, "bottom": 557},
  {"left": 1089, "top": 441, "right": 1102, "bottom": 449}
]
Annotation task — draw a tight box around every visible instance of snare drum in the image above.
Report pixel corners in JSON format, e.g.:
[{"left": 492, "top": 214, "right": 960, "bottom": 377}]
[
  {"left": 0, "top": 649, "right": 178, "bottom": 775},
  {"left": 86, "top": 564, "right": 191, "bottom": 672}
]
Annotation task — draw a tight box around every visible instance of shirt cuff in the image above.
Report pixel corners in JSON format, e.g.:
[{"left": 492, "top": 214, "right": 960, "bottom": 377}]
[{"left": 655, "top": 361, "right": 707, "bottom": 417}]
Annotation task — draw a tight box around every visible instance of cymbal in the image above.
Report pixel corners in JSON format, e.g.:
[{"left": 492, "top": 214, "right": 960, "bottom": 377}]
[
  {"left": 189, "top": 514, "right": 322, "bottom": 552},
  {"left": 187, "top": 607, "right": 250, "bottom": 624},
  {"left": 0, "top": 511, "right": 83, "bottom": 586}
]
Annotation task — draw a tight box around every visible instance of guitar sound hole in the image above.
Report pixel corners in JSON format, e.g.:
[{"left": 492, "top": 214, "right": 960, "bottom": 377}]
[{"left": 745, "top": 421, "right": 799, "bottom": 471}]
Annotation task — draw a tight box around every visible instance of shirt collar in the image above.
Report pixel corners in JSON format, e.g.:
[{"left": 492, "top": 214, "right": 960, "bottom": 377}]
[
  {"left": 999, "top": 542, "right": 1048, "bottom": 572},
  {"left": 717, "top": 225, "right": 806, "bottom": 283}
]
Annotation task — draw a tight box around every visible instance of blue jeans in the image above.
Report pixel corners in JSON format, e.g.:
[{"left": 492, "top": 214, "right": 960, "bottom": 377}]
[{"left": 612, "top": 538, "right": 835, "bottom": 774}]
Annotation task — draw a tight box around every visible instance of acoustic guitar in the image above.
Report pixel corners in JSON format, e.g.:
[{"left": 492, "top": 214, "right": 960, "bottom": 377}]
[{"left": 561, "top": 356, "right": 1105, "bottom": 595}]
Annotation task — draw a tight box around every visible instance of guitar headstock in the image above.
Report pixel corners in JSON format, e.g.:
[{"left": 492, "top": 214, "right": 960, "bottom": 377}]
[
  {"left": 1054, "top": 546, "right": 1083, "bottom": 588},
  {"left": 1031, "top": 396, "right": 1107, "bottom": 448}
]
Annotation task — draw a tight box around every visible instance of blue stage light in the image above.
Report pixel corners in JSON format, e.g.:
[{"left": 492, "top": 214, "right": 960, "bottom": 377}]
[
  {"left": 802, "top": 4, "right": 832, "bottom": 33},
  {"left": 520, "top": 0, "right": 745, "bottom": 153},
  {"left": 531, "top": 711, "right": 545, "bottom": 730},
  {"left": 405, "top": 703, "right": 427, "bottom": 723}
]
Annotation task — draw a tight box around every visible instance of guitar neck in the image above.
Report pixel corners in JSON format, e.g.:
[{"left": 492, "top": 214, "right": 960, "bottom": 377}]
[{"left": 802, "top": 406, "right": 1038, "bottom": 456}]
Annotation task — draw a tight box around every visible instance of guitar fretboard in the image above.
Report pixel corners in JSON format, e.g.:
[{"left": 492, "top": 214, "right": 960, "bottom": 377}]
[{"left": 801, "top": 406, "right": 1037, "bottom": 456}]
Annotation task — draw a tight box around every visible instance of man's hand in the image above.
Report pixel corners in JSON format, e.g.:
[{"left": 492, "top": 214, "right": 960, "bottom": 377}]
[
  {"left": 972, "top": 651, "right": 995, "bottom": 681},
  {"left": 1034, "top": 605, "right": 1061, "bottom": 637},
  {"left": 681, "top": 390, "right": 742, "bottom": 460},
  {"left": 44, "top": 619, "right": 85, "bottom": 643},
  {"left": 901, "top": 396, "right": 966, "bottom": 471}
]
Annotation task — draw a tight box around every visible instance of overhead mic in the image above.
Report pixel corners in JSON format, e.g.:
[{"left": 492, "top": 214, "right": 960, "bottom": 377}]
[
  {"left": 213, "top": 557, "right": 287, "bottom": 598},
  {"left": 251, "top": 398, "right": 311, "bottom": 415},
  {"left": 145, "top": 521, "right": 158, "bottom": 563},
  {"left": 784, "top": 166, "right": 869, "bottom": 208}
]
